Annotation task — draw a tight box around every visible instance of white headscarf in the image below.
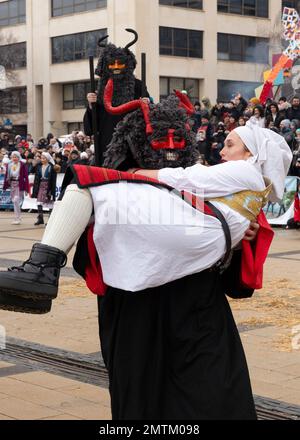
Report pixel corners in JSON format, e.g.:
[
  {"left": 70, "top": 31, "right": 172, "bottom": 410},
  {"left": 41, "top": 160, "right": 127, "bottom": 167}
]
[
  {"left": 234, "top": 121, "right": 293, "bottom": 203},
  {"left": 42, "top": 152, "right": 55, "bottom": 166},
  {"left": 11, "top": 151, "right": 21, "bottom": 160}
]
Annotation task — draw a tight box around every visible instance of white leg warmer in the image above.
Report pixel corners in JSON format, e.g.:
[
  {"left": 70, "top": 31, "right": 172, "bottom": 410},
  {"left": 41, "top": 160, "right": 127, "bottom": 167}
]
[{"left": 42, "top": 184, "right": 93, "bottom": 254}]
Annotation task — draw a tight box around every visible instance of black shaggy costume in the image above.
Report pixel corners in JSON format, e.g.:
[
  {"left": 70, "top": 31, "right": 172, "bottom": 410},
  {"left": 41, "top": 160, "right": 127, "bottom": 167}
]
[
  {"left": 83, "top": 31, "right": 149, "bottom": 166},
  {"left": 72, "top": 86, "right": 257, "bottom": 420}
]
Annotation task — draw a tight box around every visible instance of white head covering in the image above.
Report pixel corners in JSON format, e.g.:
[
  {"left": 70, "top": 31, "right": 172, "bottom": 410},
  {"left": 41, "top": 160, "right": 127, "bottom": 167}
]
[
  {"left": 42, "top": 152, "right": 55, "bottom": 165},
  {"left": 234, "top": 121, "right": 293, "bottom": 203},
  {"left": 11, "top": 151, "right": 21, "bottom": 160}
]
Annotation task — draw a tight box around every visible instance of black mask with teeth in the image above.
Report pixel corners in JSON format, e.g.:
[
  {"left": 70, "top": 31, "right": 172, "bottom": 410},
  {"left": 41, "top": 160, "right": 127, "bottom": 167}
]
[{"left": 103, "top": 95, "right": 200, "bottom": 170}]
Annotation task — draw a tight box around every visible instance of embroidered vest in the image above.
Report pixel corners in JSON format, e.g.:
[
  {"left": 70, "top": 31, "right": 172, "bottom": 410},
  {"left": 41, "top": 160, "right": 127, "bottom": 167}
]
[{"left": 208, "top": 178, "right": 273, "bottom": 222}]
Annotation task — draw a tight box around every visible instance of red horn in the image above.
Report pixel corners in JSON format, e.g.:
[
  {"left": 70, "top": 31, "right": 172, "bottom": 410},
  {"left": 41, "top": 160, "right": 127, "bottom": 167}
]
[
  {"left": 104, "top": 78, "right": 141, "bottom": 114},
  {"left": 104, "top": 79, "right": 153, "bottom": 134},
  {"left": 174, "top": 90, "right": 195, "bottom": 115}
]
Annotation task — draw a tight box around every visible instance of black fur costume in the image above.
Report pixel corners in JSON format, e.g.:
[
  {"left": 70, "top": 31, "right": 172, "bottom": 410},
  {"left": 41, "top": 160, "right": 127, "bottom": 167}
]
[
  {"left": 73, "top": 88, "right": 257, "bottom": 420},
  {"left": 103, "top": 94, "right": 199, "bottom": 170},
  {"left": 83, "top": 30, "right": 149, "bottom": 165}
]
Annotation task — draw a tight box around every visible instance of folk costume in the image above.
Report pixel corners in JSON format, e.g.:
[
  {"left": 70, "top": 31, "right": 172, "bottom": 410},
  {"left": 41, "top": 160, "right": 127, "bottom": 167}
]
[
  {"left": 32, "top": 153, "right": 57, "bottom": 226},
  {"left": 3, "top": 152, "right": 29, "bottom": 225}
]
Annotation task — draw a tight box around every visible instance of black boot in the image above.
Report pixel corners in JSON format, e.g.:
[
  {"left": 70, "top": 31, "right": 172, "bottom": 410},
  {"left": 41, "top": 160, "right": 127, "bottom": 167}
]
[
  {"left": 0, "top": 243, "right": 67, "bottom": 302},
  {"left": 0, "top": 292, "right": 52, "bottom": 315},
  {"left": 35, "top": 205, "right": 44, "bottom": 226}
]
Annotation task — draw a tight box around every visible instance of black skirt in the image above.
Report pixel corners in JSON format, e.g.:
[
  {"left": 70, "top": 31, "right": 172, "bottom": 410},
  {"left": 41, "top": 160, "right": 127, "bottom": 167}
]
[{"left": 97, "top": 269, "right": 257, "bottom": 420}]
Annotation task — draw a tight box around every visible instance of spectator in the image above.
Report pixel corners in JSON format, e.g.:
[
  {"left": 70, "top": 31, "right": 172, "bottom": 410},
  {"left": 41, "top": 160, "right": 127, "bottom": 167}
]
[
  {"left": 191, "top": 101, "right": 202, "bottom": 133},
  {"left": 227, "top": 115, "right": 238, "bottom": 132},
  {"left": 196, "top": 111, "right": 214, "bottom": 163},
  {"left": 68, "top": 149, "right": 80, "bottom": 165},
  {"left": 201, "top": 96, "right": 212, "bottom": 116},
  {"left": 233, "top": 93, "right": 248, "bottom": 117},
  {"left": 3, "top": 151, "right": 29, "bottom": 225},
  {"left": 210, "top": 122, "right": 227, "bottom": 165},
  {"left": 249, "top": 105, "right": 265, "bottom": 128},
  {"left": 286, "top": 96, "right": 300, "bottom": 121},
  {"left": 265, "top": 102, "right": 284, "bottom": 129},
  {"left": 279, "top": 119, "right": 295, "bottom": 154},
  {"left": 238, "top": 116, "right": 247, "bottom": 127}
]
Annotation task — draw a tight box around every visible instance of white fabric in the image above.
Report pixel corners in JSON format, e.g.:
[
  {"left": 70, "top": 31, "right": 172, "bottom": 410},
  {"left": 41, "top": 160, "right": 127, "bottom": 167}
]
[
  {"left": 234, "top": 121, "right": 293, "bottom": 202},
  {"left": 42, "top": 185, "right": 93, "bottom": 253},
  {"left": 42, "top": 152, "right": 55, "bottom": 165},
  {"left": 90, "top": 160, "right": 265, "bottom": 292}
]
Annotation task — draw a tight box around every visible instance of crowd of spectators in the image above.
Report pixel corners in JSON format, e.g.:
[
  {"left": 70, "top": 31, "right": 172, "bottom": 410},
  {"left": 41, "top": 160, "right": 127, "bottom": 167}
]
[
  {"left": 1, "top": 93, "right": 300, "bottom": 179},
  {"left": 190, "top": 93, "right": 300, "bottom": 177},
  {"left": 0, "top": 131, "right": 95, "bottom": 176}
]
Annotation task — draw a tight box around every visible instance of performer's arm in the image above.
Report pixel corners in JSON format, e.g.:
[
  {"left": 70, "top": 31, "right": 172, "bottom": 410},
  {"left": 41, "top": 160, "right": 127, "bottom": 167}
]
[{"left": 133, "top": 161, "right": 262, "bottom": 198}]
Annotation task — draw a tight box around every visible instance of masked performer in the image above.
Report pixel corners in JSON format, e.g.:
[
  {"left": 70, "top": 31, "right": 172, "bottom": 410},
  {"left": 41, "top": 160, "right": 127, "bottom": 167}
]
[
  {"left": 84, "top": 29, "right": 149, "bottom": 166},
  {"left": 0, "top": 85, "right": 292, "bottom": 420}
]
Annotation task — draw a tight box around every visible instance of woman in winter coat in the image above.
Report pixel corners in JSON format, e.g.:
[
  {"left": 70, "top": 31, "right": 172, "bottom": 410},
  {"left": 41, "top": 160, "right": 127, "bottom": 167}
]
[
  {"left": 3, "top": 151, "right": 29, "bottom": 225},
  {"left": 32, "top": 152, "right": 57, "bottom": 226}
]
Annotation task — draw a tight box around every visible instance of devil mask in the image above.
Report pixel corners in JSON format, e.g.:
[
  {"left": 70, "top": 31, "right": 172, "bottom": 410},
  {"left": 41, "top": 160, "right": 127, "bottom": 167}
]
[
  {"left": 103, "top": 79, "right": 200, "bottom": 170},
  {"left": 95, "top": 29, "right": 138, "bottom": 106}
]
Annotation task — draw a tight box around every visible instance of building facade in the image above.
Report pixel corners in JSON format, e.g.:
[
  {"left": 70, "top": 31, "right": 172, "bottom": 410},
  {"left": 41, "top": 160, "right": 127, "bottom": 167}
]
[{"left": 0, "top": 0, "right": 292, "bottom": 139}]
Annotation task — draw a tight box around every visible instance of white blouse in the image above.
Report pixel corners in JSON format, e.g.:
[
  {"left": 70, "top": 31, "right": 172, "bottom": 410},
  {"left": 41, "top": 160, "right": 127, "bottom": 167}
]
[{"left": 90, "top": 161, "right": 266, "bottom": 292}]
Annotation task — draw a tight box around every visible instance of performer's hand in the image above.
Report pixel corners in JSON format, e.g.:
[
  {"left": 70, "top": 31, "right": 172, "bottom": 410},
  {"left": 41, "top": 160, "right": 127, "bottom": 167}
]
[
  {"left": 142, "top": 98, "right": 150, "bottom": 104},
  {"left": 243, "top": 221, "right": 260, "bottom": 242},
  {"left": 87, "top": 92, "right": 98, "bottom": 108}
]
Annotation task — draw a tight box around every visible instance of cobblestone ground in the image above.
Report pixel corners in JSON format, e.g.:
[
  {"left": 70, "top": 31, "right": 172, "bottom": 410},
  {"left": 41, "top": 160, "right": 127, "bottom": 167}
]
[{"left": 0, "top": 212, "right": 299, "bottom": 419}]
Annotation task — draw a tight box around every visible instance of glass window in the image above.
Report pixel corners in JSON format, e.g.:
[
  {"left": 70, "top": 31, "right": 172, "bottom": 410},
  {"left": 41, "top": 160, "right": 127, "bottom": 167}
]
[
  {"left": 0, "top": 87, "right": 27, "bottom": 114},
  {"left": 159, "top": 27, "right": 203, "bottom": 59},
  {"left": 52, "top": 0, "right": 107, "bottom": 17},
  {"left": 52, "top": 29, "right": 107, "bottom": 64},
  {"left": 63, "top": 82, "right": 93, "bottom": 109},
  {"left": 0, "top": 42, "right": 26, "bottom": 69},
  {"left": 160, "top": 77, "right": 199, "bottom": 102},
  {"left": 218, "top": 33, "right": 269, "bottom": 64},
  {"left": 218, "top": 80, "right": 261, "bottom": 101},
  {"left": 159, "top": 0, "right": 202, "bottom": 9},
  {"left": 217, "top": 0, "right": 269, "bottom": 18},
  {"left": 67, "top": 122, "right": 84, "bottom": 133},
  {"left": 0, "top": 0, "right": 26, "bottom": 26}
]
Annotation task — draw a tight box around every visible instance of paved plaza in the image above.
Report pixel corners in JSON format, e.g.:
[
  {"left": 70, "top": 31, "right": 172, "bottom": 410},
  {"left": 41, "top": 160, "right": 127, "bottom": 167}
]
[{"left": 0, "top": 211, "right": 299, "bottom": 420}]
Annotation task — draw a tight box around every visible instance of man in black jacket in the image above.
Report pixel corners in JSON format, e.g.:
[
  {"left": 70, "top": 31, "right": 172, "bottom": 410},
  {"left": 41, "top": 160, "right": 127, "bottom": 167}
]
[{"left": 286, "top": 96, "right": 300, "bottom": 121}]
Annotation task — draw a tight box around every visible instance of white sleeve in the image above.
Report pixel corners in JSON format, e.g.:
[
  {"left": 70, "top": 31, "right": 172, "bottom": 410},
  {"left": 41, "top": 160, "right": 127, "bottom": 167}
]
[{"left": 158, "top": 161, "right": 265, "bottom": 198}]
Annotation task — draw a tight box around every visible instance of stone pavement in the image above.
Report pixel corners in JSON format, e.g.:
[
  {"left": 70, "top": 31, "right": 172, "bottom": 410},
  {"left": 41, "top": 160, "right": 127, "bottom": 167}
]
[{"left": 0, "top": 211, "right": 299, "bottom": 420}]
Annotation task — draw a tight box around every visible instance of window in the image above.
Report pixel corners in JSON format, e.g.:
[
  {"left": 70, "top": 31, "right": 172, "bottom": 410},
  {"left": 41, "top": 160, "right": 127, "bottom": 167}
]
[
  {"left": 159, "top": 0, "right": 202, "bottom": 9},
  {"left": 218, "top": 80, "right": 261, "bottom": 101},
  {"left": 282, "top": 1, "right": 300, "bottom": 12},
  {"left": 52, "top": 0, "right": 107, "bottom": 17},
  {"left": 63, "top": 82, "right": 94, "bottom": 109},
  {"left": 160, "top": 77, "right": 199, "bottom": 102},
  {"left": 0, "top": 42, "right": 26, "bottom": 69},
  {"left": 159, "top": 27, "right": 203, "bottom": 58},
  {"left": 217, "top": 0, "right": 269, "bottom": 18},
  {"left": 218, "top": 33, "right": 269, "bottom": 64},
  {"left": 0, "top": 87, "right": 27, "bottom": 114},
  {"left": 68, "top": 122, "right": 84, "bottom": 133},
  {"left": 0, "top": 0, "right": 26, "bottom": 26},
  {"left": 52, "top": 29, "right": 107, "bottom": 63}
]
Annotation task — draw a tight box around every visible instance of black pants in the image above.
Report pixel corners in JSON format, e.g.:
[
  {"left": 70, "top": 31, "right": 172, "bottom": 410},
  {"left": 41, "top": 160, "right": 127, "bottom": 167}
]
[{"left": 97, "top": 270, "right": 257, "bottom": 420}]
